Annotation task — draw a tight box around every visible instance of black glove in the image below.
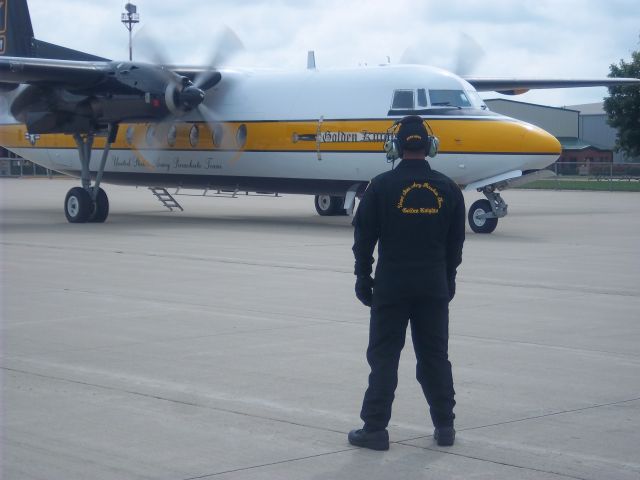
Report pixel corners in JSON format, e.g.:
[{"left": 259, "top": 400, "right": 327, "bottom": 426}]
[{"left": 355, "top": 275, "right": 374, "bottom": 307}]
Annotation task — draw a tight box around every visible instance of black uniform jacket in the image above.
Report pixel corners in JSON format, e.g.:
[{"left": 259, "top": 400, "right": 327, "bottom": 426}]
[{"left": 352, "top": 159, "right": 465, "bottom": 301}]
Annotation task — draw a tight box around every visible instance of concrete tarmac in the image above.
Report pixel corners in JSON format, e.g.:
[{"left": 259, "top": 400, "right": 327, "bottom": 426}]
[{"left": 1, "top": 178, "right": 639, "bottom": 480}]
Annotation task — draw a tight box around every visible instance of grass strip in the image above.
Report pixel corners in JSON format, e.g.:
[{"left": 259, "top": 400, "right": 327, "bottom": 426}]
[{"left": 516, "top": 180, "right": 640, "bottom": 192}]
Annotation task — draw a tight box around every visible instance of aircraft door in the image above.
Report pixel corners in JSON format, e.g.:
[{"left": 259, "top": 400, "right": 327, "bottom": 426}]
[{"left": 316, "top": 116, "right": 323, "bottom": 162}]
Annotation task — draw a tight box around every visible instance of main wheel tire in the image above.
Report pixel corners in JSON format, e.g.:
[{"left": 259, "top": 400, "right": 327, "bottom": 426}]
[
  {"left": 468, "top": 199, "right": 498, "bottom": 234},
  {"left": 89, "top": 188, "right": 109, "bottom": 223},
  {"left": 64, "top": 187, "right": 92, "bottom": 223},
  {"left": 314, "top": 195, "right": 344, "bottom": 216}
]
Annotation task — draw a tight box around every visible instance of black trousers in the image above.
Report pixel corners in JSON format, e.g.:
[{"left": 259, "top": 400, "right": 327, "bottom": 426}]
[{"left": 360, "top": 296, "right": 455, "bottom": 431}]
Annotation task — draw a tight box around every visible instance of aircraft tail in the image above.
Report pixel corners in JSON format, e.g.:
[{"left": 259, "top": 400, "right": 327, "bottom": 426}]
[{"left": 0, "top": 0, "right": 108, "bottom": 60}]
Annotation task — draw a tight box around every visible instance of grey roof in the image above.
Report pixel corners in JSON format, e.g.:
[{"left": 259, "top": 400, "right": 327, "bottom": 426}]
[
  {"left": 564, "top": 102, "right": 606, "bottom": 115},
  {"left": 485, "top": 98, "right": 580, "bottom": 113},
  {"left": 556, "top": 136, "right": 611, "bottom": 151}
]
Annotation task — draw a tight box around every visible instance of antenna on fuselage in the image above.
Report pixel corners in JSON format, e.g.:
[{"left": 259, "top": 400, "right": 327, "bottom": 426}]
[{"left": 307, "top": 51, "right": 316, "bottom": 70}]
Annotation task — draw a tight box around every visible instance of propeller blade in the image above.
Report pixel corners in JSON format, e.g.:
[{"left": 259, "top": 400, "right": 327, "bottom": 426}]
[
  {"left": 130, "top": 121, "right": 167, "bottom": 170},
  {"left": 398, "top": 33, "right": 485, "bottom": 76},
  {"left": 133, "top": 25, "right": 171, "bottom": 66},
  {"left": 210, "top": 26, "right": 245, "bottom": 68},
  {"left": 0, "top": 86, "right": 24, "bottom": 122},
  {"left": 133, "top": 25, "right": 185, "bottom": 94},
  {"left": 198, "top": 104, "right": 231, "bottom": 146},
  {"left": 194, "top": 26, "right": 244, "bottom": 90},
  {"left": 198, "top": 104, "right": 245, "bottom": 163},
  {"left": 196, "top": 71, "right": 222, "bottom": 91},
  {"left": 454, "top": 33, "right": 485, "bottom": 76},
  {"left": 399, "top": 45, "right": 424, "bottom": 65}
]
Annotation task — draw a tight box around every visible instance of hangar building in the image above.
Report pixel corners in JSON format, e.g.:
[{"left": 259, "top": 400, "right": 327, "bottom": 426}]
[{"left": 485, "top": 99, "right": 637, "bottom": 165}]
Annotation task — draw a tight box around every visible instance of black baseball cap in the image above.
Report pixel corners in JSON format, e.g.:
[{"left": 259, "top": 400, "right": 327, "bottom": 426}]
[{"left": 397, "top": 115, "right": 429, "bottom": 152}]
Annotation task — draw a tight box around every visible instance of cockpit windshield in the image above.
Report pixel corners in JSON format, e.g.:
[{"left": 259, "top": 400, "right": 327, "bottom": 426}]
[
  {"left": 429, "top": 90, "right": 472, "bottom": 108},
  {"left": 390, "top": 88, "right": 487, "bottom": 111}
]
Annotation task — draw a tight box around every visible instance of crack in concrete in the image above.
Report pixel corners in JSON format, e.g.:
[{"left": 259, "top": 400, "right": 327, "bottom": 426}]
[
  {"left": 454, "top": 333, "right": 640, "bottom": 360},
  {"left": 3, "top": 241, "right": 638, "bottom": 298},
  {"left": 177, "top": 439, "right": 590, "bottom": 480},
  {"left": 398, "top": 396, "right": 640, "bottom": 444},
  {"left": 5, "top": 366, "right": 636, "bottom": 480},
  {"left": 178, "top": 448, "right": 357, "bottom": 480},
  {"left": 394, "top": 443, "right": 590, "bottom": 480},
  {"left": 2, "top": 366, "right": 346, "bottom": 437}
]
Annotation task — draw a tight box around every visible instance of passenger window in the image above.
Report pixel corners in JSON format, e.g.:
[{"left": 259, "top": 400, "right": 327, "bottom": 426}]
[
  {"left": 417, "top": 89, "right": 428, "bottom": 107},
  {"left": 391, "top": 90, "right": 415, "bottom": 109},
  {"left": 429, "top": 90, "right": 472, "bottom": 108}
]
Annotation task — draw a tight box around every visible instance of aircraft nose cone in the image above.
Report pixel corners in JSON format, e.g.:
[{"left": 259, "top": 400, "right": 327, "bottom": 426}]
[
  {"left": 522, "top": 122, "right": 562, "bottom": 155},
  {"left": 519, "top": 122, "right": 562, "bottom": 170}
]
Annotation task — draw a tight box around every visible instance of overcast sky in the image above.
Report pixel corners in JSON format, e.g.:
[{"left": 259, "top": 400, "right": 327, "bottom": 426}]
[{"left": 22, "top": 0, "right": 640, "bottom": 107}]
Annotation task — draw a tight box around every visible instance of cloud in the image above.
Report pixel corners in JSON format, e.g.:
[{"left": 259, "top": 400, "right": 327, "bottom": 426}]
[{"left": 22, "top": 0, "right": 640, "bottom": 106}]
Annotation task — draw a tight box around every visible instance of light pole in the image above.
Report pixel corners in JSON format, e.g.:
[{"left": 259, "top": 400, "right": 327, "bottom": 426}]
[{"left": 121, "top": 3, "right": 140, "bottom": 61}]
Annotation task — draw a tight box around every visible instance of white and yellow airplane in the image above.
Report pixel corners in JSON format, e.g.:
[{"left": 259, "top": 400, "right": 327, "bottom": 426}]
[{"left": 1, "top": 0, "right": 638, "bottom": 233}]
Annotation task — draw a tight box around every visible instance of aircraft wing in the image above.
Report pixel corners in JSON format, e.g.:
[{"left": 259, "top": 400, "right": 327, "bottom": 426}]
[
  {"left": 464, "top": 77, "right": 640, "bottom": 95},
  {"left": 0, "top": 56, "right": 111, "bottom": 88},
  {"left": 0, "top": 57, "right": 219, "bottom": 90}
]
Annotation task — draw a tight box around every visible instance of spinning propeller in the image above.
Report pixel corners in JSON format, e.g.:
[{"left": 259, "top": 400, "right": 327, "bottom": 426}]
[
  {"left": 400, "top": 32, "right": 485, "bottom": 75},
  {"left": 135, "top": 25, "right": 243, "bottom": 117},
  {"left": 131, "top": 25, "right": 245, "bottom": 164}
]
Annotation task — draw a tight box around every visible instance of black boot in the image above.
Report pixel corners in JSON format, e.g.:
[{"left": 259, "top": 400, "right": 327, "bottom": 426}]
[
  {"left": 434, "top": 426, "right": 455, "bottom": 446},
  {"left": 348, "top": 428, "right": 389, "bottom": 451}
]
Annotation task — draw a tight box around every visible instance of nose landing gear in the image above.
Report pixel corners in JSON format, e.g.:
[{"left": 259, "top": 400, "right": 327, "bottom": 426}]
[{"left": 468, "top": 187, "right": 508, "bottom": 234}]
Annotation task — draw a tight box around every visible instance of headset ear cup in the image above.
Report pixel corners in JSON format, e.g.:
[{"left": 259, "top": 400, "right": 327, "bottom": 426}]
[
  {"left": 383, "top": 122, "right": 401, "bottom": 161},
  {"left": 421, "top": 120, "right": 439, "bottom": 158},
  {"left": 428, "top": 136, "right": 439, "bottom": 158}
]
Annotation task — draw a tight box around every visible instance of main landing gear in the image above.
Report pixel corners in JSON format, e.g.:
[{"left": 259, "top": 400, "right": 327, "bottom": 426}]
[
  {"left": 468, "top": 187, "right": 508, "bottom": 234},
  {"left": 64, "top": 124, "right": 118, "bottom": 223},
  {"left": 314, "top": 185, "right": 362, "bottom": 217},
  {"left": 314, "top": 195, "right": 348, "bottom": 216}
]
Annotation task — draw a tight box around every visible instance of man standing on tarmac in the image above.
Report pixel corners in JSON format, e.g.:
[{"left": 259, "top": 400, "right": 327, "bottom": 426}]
[{"left": 349, "top": 115, "right": 465, "bottom": 451}]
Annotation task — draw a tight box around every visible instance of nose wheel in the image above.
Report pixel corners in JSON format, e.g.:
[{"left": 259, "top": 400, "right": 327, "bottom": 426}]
[
  {"left": 468, "top": 188, "right": 508, "bottom": 234},
  {"left": 468, "top": 199, "right": 498, "bottom": 234}
]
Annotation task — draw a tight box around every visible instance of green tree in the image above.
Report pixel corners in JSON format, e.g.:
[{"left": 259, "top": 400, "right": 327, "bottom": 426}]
[{"left": 604, "top": 48, "right": 640, "bottom": 160}]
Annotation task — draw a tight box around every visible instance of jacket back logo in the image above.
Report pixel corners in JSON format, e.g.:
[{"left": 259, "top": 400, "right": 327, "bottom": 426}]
[{"left": 397, "top": 182, "right": 444, "bottom": 215}]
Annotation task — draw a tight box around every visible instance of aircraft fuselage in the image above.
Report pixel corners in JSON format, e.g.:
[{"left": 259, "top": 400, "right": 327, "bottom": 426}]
[{"left": 0, "top": 64, "right": 561, "bottom": 195}]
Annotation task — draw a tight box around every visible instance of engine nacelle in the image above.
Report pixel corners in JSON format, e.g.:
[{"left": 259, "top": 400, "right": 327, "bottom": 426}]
[
  {"left": 0, "top": 83, "right": 20, "bottom": 93},
  {"left": 9, "top": 63, "right": 213, "bottom": 134},
  {"left": 24, "top": 111, "right": 92, "bottom": 134}
]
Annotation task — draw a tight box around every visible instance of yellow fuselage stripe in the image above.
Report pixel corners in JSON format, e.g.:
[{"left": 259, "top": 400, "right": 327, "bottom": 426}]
[{"left": 0, "top": 119, "right": 561, "bottom": 154}]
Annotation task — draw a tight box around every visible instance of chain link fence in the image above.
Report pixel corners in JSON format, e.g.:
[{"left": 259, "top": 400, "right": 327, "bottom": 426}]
[
  {"left": 0, "top": 157, "right": 61, "bottom": 177},
  {"left": 514, "top": 162, "right": 640, "bottom": 191},
  {"left": 551, "top": 162, "right": 640, "bottom": 179}
]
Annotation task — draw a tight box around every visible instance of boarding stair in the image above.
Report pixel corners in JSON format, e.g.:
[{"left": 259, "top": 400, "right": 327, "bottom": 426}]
[{"left": 148, "top": 187, "right": 184, "bottom": 211}]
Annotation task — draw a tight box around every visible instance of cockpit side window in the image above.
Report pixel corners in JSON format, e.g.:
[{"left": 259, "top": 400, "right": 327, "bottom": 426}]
[
  {"left": 429, "top": 90, "right": 472, "bottom": 108},
  {"left": 391, "top": 90, "right": 415, "bottom": 109}
]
